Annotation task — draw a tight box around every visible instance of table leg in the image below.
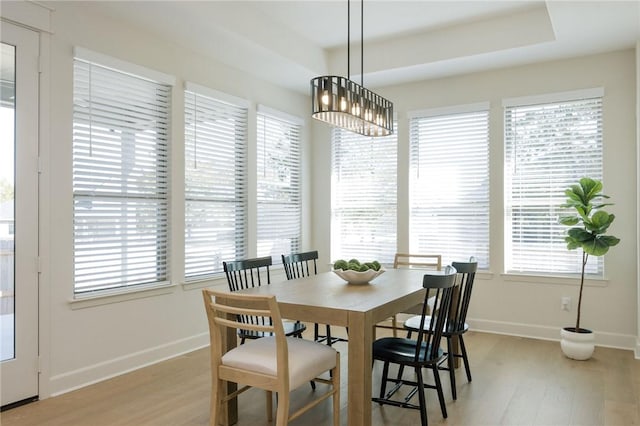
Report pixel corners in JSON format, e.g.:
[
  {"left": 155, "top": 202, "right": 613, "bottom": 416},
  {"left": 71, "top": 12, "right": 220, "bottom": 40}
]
[
  {"left": 450, "top": 287, "right": 461, "bottom": 369},
  {"left": 451, "top": 335, "right": 460, "bottom": 368},
  {"left": 347, "top": 311, "right": 373, "bottom": 426}
]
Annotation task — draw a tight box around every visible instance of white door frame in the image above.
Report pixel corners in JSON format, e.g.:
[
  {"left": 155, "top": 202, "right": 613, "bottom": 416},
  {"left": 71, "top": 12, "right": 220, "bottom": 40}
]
[{"left": 0, "top": 21, "right": 40, "bottom": 407}]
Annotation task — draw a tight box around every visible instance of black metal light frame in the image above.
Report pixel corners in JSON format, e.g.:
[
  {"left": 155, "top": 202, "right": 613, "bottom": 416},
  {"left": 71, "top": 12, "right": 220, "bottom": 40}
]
[{"left": 310, "top": 0, "right": 394, "bottom": 137}]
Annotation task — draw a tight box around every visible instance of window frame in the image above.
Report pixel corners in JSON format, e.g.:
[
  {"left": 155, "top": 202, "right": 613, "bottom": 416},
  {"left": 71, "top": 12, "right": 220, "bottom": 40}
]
[
  {"left": 184, "top": 82, "right": 249, "bottom": 280},
  {"left": 408, "top": 102, "right": 491, "bottom": 269},
  {"left": 255, "top": 105, "right": 303, "bottom": 264},
  {"left": 72, "top": 48, "right": 174, "bottom": 297},
  {"left": 330, "top": 125, "right": 398, "bottom": 265},
  {"left": 503, "top": 88, "right": 605, "bottom": 277}
]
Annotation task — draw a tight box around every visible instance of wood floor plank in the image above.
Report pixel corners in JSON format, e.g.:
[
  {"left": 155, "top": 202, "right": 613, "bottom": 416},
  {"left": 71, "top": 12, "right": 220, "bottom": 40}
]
[{"left": 2, "top": 331, "right": 638, "bottom": 426}]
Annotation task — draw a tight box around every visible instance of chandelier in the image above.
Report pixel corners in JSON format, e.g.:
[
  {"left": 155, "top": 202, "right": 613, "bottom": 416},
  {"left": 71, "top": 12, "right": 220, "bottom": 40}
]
[{"left": 310, "top": 0, "right": 394, "bottom": 137}]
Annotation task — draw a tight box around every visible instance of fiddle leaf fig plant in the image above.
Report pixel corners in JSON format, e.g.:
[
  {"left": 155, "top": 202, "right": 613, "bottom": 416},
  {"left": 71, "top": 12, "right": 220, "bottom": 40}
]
[{"left": 559, "top": 177, "right": 620, "bottom": 332}]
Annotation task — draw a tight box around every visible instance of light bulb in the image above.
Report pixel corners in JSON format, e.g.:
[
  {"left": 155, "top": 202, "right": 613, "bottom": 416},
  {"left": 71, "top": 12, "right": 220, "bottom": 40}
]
[
  {"left": 321, "top": 92, "right": 329, "bottom": 105},
  {"left": 340, "top": 97, "right": 347, "bottom": 111}
]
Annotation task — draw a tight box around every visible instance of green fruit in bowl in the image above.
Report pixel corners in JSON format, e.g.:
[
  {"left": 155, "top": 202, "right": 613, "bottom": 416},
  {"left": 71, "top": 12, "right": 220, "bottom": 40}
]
[
  {"left": 347, "top": 262, "right": 360, "bottom": 271},
  {"left": 334, "top": 258, "right": 382, "bottom": 273},
  {"left": 333, "top": 259, "right": 348, "bottom": 270}
]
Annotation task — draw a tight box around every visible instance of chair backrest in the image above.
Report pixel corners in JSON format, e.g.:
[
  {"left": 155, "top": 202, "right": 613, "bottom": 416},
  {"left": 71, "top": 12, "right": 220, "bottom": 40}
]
[
  {"left": 202, "top": 289, "right": 289, "bottom": 382},
  {"left": 448, "top": 257, "right": 478, "bottom": 333},
  {"left": 223, "top": 256, "right": 272, "bottom": 292},
  {"left": 394, "top": 253, "right": 442, "bottom": 271},
  {"left": 413, "top": 266, "right": 457, "bottom": 364},
  {"left": 281, "top": 250, "right": 318, "bottom": 280}
]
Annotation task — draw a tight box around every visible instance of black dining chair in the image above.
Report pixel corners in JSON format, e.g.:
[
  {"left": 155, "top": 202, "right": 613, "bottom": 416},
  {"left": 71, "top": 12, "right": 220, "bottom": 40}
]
[
  {"left": 372, "top": 266, "right": 457, "bottom": 426},
  {"left": 404, "top": 258, "right": 478, "bottom": 400},
  {"left": 375, "top": 253, "right": 442, "bottom": 338},
  {"left": 281, "top": 250, "right": 348, "bottom": 346},
  {"left": 223, "top": 256, "right": 307, "bottom": 344}
]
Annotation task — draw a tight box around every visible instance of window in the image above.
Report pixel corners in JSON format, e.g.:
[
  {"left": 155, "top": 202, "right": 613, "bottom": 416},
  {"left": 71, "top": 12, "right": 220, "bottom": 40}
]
[
  {"left": 256, "top": 107, "right": 302, "bottom": 262},
  {"left": 72, "top": 49, "right": 173, "bottom": 295},
  {"left": 504, "top": 89, "right": 604, "bottom": 275},
  {"left": 409, "top": 104, "right": 490, "bottom": 269},
  {"left": 184, "top": 84, "right": 248, "bottom": 279},
  {"left": 331, "top": 126, "right": 397, "bottom": 264}
]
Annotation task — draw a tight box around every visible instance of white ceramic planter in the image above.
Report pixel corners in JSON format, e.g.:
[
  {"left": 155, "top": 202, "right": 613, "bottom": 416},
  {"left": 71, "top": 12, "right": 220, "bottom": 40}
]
[{"left": 560, "top": 327, "right": 595, "bottom": 360}]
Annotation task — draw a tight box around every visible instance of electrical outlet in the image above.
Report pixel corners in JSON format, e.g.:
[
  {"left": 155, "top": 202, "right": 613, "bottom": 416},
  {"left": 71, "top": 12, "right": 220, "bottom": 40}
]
[{"left": 561, "top": 296, "right": 571, "bottom": 311}]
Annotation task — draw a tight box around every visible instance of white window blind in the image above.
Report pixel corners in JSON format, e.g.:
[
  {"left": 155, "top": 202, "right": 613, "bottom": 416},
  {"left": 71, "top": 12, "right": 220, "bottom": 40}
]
[
  {"left": 256, "top": 108, "right": 302, "bottom": 262},
  {"left": 184, "top": 87, "right": 248, "bottom": 279},
  {"left": 331, "top": 126, "right": 397, "bottom": 264},
  {"left": 73, "top": 55, "right": 171, "bottom": 294},
  {"left": 409, "top": 107, "right": 490, "bottom": 269},
  {"left": 504, "top": 94, "right": 603, "bottom": 275}
]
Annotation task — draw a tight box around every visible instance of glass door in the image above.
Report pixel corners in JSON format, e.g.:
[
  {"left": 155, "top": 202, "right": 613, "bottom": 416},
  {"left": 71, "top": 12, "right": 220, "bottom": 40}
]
[{"left": 1, "top": 22, "right": 39, "bottom": 407}]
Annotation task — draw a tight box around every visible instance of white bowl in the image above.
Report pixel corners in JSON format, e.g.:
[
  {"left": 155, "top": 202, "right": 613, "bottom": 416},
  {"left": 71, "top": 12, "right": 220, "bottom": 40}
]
[{"left": 333, "top": 268, "right": 385, "bottom": 285}]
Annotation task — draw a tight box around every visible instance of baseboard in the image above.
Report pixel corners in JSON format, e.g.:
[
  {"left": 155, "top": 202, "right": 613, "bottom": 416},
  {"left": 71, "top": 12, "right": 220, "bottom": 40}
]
[
  {"left": 48, "top": 332, "right": 209, "bottom": 397},
  {"left": 469, "top": 318, "right": 636, "bottom": 351},
  {"left": 45, "top": 320, "right": 638, "bottom": 396}
]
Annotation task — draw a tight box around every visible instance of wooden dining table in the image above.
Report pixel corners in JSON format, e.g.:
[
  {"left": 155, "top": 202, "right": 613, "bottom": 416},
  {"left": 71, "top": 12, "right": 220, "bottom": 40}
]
[{"left": 225, "top": 267, "right": 436, "bottom": 426}]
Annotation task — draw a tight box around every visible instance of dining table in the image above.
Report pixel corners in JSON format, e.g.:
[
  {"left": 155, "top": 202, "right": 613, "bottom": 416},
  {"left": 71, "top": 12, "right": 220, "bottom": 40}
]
[{"left": 223, "top": 267, "right": 440, "bottom": 426}]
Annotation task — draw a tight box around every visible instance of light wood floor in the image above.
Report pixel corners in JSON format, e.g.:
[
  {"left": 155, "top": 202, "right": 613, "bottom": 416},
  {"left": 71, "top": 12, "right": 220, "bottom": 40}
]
[{"left": 2, "top": 329, "right": 640, "bottom": 426}]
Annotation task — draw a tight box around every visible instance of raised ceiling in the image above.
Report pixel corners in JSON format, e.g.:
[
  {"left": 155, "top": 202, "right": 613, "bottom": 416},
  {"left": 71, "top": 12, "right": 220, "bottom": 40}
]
[{"left": 85, "top": 1, "right": 640, "bottom": 93}]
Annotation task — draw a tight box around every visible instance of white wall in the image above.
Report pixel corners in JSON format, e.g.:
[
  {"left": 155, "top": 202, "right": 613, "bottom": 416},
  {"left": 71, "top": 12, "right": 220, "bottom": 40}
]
[
  {"left": 15, "top": 1, "right": 638, "bottom": 400},
  {"left": 312, "top": 49, "right": 638, "bottom": 349},
  {"left": 39, "top": 2, "right": 311, "bottom": 397}
]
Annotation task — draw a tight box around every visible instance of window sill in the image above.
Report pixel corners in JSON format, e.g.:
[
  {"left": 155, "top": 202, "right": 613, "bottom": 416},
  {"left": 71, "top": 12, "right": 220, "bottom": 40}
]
[
  {"left": 476, "top": 271, "right": 494, "bottom": 280},
  {"left": 182, "top": 275, "right": 228, "bottom": 291},
  {"left": 69, "top": 282, "right": 176, "bottom": 310},
  {"left": 501, "top": 273, "right": 609, "bottom": 287}
]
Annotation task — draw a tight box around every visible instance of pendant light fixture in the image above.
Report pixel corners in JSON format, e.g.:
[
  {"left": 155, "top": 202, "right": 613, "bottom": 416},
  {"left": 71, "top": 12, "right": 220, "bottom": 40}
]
[{"left": 310, "top": 0, "right": 394, "bottom": 137}]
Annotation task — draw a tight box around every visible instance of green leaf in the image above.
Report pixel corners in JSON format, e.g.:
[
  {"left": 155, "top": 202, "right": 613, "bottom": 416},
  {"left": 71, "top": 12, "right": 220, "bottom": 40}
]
[
  {"left": 580, "top": 177, "right": 602, "bottom": 203},
  {"left": 583, "top": 237, "right": 610, "bottom": 256},
  {"left": 567, "top": 228, "right": 593, "bottom": 242},
  {"left": 592, "top": 203, "right": 613, "bottom": 210},
  {"left": 564, "top": 189, "right": 582, "bottom": 203},
  {"left": 565, "top": 237, "right": 581, "bottom": 250},
  {"left": 559, "top": 216, "right": 579, "bottom": 226},
  {"left": 570, "top": 183, "right": 584, "bottom": 196},
  {"left": 586, "top": 211, "right": 615, "bottom": 234},
  {"left": 598, "top": 235, "right": 620, "bottom": 247}
]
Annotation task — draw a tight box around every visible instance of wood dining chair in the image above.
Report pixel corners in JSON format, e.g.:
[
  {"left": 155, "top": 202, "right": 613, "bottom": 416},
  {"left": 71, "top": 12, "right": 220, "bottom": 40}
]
[
  {"left": 281, "top": 250, "right": 348, "bottom": 346},
  {"left": 223, "top": 256, "right": 314, "bottom": 391},
  {"left": 375, "top": 253, "right": 442, "bottom": 337},
  {"left": 223, "top": 256, "right": 307, "bottom": 344},
  {"left": 404, "top": 258, "right": 478, "bottom": 400},
  {"left": 372, "top": 266, "right": 457, "bottom": 426},
  {"left": 202, "top": 289, "right": 340, "bottom": 426}
]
